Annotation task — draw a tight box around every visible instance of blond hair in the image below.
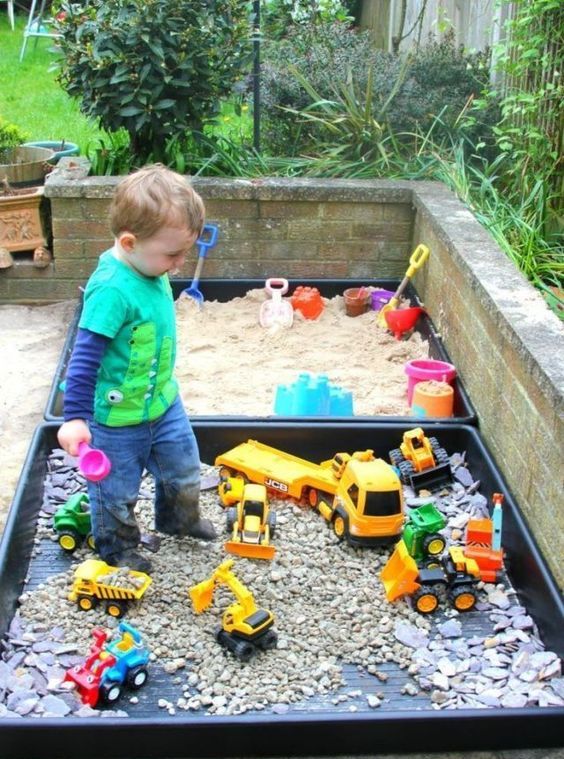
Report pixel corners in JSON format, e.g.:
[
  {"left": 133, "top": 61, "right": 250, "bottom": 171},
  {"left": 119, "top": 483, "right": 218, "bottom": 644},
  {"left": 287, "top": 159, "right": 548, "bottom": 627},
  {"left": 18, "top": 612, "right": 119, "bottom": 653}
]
[{"left": 109, "top": 164, "right": 205, "bottom": 240}]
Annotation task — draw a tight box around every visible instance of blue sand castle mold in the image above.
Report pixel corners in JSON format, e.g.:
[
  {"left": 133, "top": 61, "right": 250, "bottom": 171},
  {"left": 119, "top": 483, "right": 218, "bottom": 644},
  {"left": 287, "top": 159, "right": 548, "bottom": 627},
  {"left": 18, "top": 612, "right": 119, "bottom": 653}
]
[{"left": 274, "top": 373, "right": 354, "bottom": 416}]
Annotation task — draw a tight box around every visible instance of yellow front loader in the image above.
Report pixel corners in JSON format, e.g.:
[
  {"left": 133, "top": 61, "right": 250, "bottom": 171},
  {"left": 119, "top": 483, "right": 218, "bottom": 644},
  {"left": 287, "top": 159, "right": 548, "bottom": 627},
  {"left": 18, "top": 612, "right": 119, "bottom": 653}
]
[
  {"left": 189, "top": 559, "right": 277, "bottom": 661},
  {"left": 224, "top": 483, "right": 276, "bottom": 560}
]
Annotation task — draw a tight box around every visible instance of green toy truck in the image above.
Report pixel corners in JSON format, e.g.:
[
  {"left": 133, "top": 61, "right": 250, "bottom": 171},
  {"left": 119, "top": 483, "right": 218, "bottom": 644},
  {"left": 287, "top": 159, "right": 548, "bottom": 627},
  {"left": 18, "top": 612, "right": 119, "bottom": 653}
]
[
  {"left": 403, "top": 502, "right": 446, "bottom": 562},
  {"left": 53, "top": 493, "right": 95, "bottom": 553}
]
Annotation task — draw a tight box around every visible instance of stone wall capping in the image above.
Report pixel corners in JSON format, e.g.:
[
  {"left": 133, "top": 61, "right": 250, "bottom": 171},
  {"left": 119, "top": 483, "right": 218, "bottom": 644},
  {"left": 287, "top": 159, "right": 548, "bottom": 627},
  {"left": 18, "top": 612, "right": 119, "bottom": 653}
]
[
  {"left": 45, "top": 175, "right": 416, "bottom": 203},
  {"left": 413, "top": 184, "right": 564, "bottom": 411}
]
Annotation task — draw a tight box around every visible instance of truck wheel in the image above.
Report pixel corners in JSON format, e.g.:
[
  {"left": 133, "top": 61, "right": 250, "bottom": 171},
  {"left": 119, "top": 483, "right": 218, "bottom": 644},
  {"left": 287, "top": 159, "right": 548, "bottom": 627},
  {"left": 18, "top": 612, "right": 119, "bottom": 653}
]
[
  {"left": 229, "top": 637, "right": 255, "bottom": 662},
  {"left": 422, "top": 533, "right": 446, "bottom": 557},
  {"left": 412, "top": 585, "right": 440, "bottom": 614},
  {"left": 58, "top": 530, "right": 80, "bottom": 553},
  {"left": 77, "top": 594, "right": 97, "bottom": 611},
  {"left": 389, "top": 448, "right": 404, "bottom": 468},
  {"left": 257, "top": 629, "right": 278, "bottom": 651},
  {"left": 86, "top": 533, "right": 96, "bottom": 550},
  {"left": 100, "top": 681, "right": 122, "bottom": 704},
  {"left": 267, "top": 511, "right": 276, "bottom": 537},
  {"left": 332, "top": 515, "right": 347, "bottom": 541},
  {"left": 105, "top": 600, "right": 127, "bottom": 618},
  {"left": 226, "top": 507, "right": 237, "bottom": 532},
  {"left": 218, "top": 466, "right": 233, "bottom": 480},
  {"left": 449, "top": 585, "right": 478, "bottom": 612},
  {"left": 126, "top": 665, "right": 148, "bottom": 689},
  {"left": 398, "top": 460, "right": 416, "bottom": 485},
  {"left": 307, "top": 488, "right": 319, "bottom": 508}
]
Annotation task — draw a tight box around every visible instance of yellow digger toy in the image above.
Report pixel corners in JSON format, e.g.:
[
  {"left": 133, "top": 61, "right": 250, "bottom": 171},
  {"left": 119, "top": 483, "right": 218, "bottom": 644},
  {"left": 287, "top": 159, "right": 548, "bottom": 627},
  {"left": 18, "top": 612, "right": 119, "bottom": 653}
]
[
  {"left": 224, "top": 483, "right": 276, "bottom": 560},
  {"left": 188, "top": 559, "right": 277, "bottom": 661}
]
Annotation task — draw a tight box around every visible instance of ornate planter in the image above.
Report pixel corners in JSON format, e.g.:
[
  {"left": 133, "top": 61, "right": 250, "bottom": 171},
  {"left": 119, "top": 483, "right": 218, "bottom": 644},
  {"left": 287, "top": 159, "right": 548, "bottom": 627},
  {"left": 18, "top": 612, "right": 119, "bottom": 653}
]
[{"left": 0, "top": 186, "right": 50, "bottom": 268}]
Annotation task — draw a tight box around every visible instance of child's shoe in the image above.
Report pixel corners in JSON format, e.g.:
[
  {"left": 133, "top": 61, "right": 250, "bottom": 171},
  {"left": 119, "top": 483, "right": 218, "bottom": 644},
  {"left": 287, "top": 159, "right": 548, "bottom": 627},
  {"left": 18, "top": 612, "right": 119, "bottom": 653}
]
[{"left": 108, "top": 549, "right": 152, "bottom": 574}]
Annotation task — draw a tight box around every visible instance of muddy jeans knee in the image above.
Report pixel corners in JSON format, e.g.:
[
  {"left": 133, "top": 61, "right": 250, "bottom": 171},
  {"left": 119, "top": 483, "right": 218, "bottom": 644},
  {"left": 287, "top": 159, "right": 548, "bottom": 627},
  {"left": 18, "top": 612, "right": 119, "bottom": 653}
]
[{"left": 148, "top": 396, "right": 217, "bottom": 541}]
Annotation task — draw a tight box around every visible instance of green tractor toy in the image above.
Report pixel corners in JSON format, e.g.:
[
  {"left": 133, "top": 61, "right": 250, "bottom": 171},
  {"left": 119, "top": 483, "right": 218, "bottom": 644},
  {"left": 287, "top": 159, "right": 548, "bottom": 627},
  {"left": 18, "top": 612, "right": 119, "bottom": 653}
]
[
  {"left": 403, "top": 502, "right": 446, "bottom": 563},
  {"left": 53, "top": 493, "right": 95, "bottom": 553}
]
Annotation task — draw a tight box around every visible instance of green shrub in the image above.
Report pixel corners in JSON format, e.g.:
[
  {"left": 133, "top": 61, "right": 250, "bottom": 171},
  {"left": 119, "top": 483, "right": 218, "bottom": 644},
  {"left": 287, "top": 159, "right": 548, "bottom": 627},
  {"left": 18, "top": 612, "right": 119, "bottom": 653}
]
[
  {"left": 260, "top": 23, "right": 495, "bottom": 156},
  {"left": 0, "top": 116, "right": 27, "bottom": 153},
  {"left": 53, "top": 0, "right": 253, "bottom": 165},
  {"left": 263, "top": 0, "right": 354, "bottom": 40}
]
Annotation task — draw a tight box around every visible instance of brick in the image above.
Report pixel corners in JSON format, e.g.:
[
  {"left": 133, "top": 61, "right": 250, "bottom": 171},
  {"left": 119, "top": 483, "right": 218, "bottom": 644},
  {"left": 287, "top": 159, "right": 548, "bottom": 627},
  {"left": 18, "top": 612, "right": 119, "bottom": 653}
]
[
  {"left": 80, "top": 198, "right": 112, "bottom": 221},
  {"left": 52, "top": 218, "right": 109, "bottom": 240},
  {"left": 351, "top": 223, "right": 411, "bottom": 242},
  {"left": 49, "top": 198, "right": 84, "bottom": 219},
  {"left": 259, "top": 201, "right": 320, "bottom": 219},
  {"left": 204, "top": 200, "right": 259, "bottom": 218},
  {"left": 287, "top": 219, "right": 352, "bottom": 242},
  {"left": 221, "top": 218, "right": 288, "bottom": 241},
  {"left": 84, "top": 239, "right": 112, "bottom": 257},
  {"left": 321, "top": 202, "right": 384, "bottom": 221},
  {"left": 51, "top": 260, "right": 99, "bottom": 279},
  {"left": 52, "top": 239, "right": 86, "bottom": 258}
]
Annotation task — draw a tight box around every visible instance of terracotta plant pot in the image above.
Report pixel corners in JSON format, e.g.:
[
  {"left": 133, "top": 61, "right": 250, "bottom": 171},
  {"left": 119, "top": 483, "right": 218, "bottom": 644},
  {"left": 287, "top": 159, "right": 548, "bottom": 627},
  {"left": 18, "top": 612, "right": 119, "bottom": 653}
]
[{"left": 343, "top": 287, "right": 371, "bottom": 317}]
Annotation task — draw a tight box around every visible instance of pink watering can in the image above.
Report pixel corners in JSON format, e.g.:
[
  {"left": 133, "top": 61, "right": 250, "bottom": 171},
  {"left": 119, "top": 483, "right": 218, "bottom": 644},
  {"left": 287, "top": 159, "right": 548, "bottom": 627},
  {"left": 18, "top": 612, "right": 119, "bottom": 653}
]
[{"left": 78, "top": 442, "right": 111, "bottom": 482}]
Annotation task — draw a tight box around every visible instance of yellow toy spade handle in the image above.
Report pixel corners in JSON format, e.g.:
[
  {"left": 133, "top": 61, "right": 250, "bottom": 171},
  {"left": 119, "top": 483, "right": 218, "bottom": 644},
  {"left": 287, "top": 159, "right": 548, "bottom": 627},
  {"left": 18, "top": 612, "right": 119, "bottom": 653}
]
[
  {"left": 405, "top": 243, "right": 430, "bottom": 279},
  {"left": 377, "top": 244, "right": 430, "bottom": 325}
]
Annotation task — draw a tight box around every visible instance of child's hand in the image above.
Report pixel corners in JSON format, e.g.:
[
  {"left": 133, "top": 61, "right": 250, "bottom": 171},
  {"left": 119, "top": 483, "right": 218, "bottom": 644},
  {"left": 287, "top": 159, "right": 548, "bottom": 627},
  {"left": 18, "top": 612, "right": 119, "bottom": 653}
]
[{"left": 57, "top": 419, "right": 91, "bottom": 456}]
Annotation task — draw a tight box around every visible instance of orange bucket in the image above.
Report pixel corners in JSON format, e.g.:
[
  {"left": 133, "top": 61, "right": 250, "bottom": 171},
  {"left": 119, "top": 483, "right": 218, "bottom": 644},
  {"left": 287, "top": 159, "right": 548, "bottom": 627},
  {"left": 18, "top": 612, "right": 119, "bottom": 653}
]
[
  {"left": 411, "top": 380, "right": 454, "bottom": 418},
  {"left": 291, "top": 286, "right": 324, "bottom": 319}
]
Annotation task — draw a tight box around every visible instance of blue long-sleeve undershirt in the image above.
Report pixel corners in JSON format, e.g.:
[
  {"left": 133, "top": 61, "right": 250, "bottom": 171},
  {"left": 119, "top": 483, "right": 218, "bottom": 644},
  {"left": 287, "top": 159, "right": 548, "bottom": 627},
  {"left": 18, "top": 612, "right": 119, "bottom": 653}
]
[{"left": 63, "top": 328, "right": 109, "bottom": 422}]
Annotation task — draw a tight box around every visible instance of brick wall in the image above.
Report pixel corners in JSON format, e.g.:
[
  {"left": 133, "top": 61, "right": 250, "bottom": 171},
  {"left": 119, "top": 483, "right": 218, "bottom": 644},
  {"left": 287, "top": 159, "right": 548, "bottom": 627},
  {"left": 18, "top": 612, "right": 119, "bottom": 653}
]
[
  {"left": 0, "top": 177, "right": 415, "bottom": 302},
  {"left": 411, "top": 182, "right": 564, "bottom": 588},
  {"left": 1, "top": 176, "right": 562, "bottom": 587}
]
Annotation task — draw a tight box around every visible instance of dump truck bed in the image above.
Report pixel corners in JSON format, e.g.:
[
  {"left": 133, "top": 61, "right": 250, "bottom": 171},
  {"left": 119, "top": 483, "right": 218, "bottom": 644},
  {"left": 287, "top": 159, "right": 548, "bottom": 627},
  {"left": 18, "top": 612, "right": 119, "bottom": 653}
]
[
  {"left": 70, "top": 559, "right": 152, "bottom": 601},
  {"left": 215, "top": 439, "right": 339, "bottom": 498}
]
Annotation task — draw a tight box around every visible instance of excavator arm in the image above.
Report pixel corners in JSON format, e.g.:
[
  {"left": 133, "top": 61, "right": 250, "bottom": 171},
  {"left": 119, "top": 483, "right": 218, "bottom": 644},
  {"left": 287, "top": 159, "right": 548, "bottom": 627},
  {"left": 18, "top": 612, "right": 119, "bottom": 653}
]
[{"left": 189, "top": 559, "right": 258, "bottom": 618}]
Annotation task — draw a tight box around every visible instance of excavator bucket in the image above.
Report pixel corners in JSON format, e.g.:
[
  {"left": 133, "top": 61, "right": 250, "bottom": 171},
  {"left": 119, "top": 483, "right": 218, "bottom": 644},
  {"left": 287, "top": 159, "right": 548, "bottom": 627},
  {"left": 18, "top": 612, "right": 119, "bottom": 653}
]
[
  {"left": 189, "top": 578, "right": 216, "bottom": 613},
  {"left": 408, "top": 463, "right": 452, "bottom": 493},
  {"left": 380, "top": 540, "right": 421, "bottom": 601},
  {"left": 224, "top": 539, "right": 276, "bottom": 561}
]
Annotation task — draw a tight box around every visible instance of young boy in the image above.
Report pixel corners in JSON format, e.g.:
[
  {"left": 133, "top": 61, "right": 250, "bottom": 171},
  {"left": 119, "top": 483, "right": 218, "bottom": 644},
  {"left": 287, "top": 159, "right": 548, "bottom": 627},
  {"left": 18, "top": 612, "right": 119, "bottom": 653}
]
[{"left": 57, "top": 164, "right": 216, "bottom": 573}]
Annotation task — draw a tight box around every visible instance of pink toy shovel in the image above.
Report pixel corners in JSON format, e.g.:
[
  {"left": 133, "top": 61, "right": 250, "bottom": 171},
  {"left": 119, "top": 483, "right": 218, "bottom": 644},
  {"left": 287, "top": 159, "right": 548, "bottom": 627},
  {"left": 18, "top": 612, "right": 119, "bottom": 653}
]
[{"left": 78, "top": 442, "right": 111, "bottom": 482}]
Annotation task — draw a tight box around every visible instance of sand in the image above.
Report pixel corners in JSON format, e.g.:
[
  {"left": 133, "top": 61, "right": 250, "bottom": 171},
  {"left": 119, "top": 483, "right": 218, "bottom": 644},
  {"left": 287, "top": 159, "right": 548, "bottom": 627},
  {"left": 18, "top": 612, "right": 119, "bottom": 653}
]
[{"left": 0, "top": 290, "right": 429, "bottom": 534}]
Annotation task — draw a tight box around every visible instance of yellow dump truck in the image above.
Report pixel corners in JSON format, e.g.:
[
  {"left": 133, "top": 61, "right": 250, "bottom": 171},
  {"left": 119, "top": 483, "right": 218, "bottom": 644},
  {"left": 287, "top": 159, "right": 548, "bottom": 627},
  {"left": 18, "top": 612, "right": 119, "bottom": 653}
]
[
  {"left": 68, "top": 559, "right": 152, "bottom": 618},
  {"left": 215, "top": 440, "right": 403, "bottom": 546}
]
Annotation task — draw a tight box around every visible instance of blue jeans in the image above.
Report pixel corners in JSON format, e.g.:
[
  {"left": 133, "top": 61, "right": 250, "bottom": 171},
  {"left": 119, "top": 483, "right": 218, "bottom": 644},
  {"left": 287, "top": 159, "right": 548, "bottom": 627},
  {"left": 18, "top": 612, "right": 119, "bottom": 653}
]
[{"left": 87, "top": 395, "right": 201, "bottom": 562}]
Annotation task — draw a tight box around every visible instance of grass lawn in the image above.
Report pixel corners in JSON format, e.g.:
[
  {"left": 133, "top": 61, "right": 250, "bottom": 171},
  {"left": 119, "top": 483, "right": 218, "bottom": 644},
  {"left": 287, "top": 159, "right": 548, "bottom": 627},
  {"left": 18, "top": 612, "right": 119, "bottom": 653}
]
[{"left": 0, "top": 14, "right": 106, "bottom": 152}]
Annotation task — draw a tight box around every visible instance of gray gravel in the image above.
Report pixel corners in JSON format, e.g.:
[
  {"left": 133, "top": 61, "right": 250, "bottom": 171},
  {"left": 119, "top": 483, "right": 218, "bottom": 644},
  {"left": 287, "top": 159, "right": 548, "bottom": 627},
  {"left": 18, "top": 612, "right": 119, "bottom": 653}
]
[{"left": 0, "top": 449, "right": 562, "bottom": 721}]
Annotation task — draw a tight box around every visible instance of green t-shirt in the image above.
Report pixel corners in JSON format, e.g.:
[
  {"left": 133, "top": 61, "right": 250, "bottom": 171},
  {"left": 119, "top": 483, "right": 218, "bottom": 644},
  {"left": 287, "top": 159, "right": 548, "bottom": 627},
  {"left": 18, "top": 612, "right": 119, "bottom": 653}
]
[{"left": 79, "top": 250, "right": 178, "bottom": 426}]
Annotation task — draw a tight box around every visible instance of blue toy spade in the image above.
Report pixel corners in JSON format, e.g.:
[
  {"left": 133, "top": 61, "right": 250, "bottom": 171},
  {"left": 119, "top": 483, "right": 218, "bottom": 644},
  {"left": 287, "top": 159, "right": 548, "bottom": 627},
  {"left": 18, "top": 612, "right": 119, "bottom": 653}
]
[{"left": 183, "top": 224, "right": 219, "bottom": 304}]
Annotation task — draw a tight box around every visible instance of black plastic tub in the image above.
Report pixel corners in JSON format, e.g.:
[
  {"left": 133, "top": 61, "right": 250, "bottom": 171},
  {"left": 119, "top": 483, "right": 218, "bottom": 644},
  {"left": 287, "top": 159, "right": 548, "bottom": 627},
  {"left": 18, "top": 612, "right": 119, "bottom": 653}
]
[
  {"left": 44, "top": 278, "right": 477, "bottom": 425},
  {"left": 0, "top": 421, "right": 562, "bottom": 758}
]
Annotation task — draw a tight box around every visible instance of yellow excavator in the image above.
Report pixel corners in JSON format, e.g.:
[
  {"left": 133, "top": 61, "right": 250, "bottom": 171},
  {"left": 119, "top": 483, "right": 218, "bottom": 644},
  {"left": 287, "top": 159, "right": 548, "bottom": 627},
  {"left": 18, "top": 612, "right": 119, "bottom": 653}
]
[{"left": 188, "top": 559, "right": 277, "bottom": 661}]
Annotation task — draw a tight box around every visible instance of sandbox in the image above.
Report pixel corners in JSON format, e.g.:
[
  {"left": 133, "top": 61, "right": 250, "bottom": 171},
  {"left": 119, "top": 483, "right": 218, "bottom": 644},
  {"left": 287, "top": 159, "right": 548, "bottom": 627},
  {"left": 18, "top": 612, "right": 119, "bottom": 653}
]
[{"left": 0, "top": 421, "right": 562, "bottom": 758}]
